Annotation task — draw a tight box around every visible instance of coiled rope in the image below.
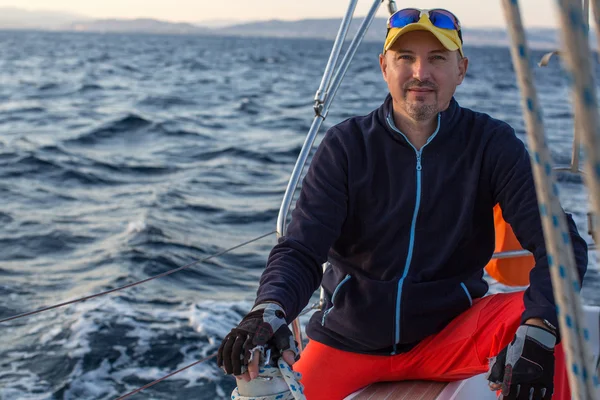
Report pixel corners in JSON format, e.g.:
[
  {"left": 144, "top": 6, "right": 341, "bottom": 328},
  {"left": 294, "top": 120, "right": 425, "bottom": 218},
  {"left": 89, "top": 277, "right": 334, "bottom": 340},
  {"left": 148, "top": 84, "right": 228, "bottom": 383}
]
[{"left": 231, "top": 359, "right": 305, "bottom": 400}]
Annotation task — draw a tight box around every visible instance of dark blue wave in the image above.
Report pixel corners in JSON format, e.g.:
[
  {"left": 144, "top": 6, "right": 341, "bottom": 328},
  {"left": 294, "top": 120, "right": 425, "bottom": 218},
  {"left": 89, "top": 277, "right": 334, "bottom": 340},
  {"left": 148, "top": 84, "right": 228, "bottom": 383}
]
[
  {"left": 0, "top": 212, "right": 13, "bottom": 224},
  {"left": 0, "top": 230, "right": 96, "bottom": 260},
  {"left": 66, "top": 114, "right": 153, "bottom": 145}
]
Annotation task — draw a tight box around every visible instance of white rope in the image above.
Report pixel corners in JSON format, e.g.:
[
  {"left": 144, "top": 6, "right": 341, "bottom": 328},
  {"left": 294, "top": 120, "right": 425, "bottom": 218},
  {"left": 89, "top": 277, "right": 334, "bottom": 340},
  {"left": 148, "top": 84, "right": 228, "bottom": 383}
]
[
  {"left": 501, "top": 0, "right": 599, "bottom": 398},
  {"left": 554, "top": 0, "right": 600, "bottom": 395},
  {"left": 232, "top": 359, "right": 306, "bottom": 400},
  {"left": 591, "top": 0, "right": 600, "bottom": 55}
]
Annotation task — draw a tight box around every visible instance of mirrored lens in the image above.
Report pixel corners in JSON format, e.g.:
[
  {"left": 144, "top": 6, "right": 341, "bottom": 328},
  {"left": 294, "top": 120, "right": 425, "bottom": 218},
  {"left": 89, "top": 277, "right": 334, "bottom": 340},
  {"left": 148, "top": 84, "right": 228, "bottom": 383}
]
[
  {"left": 429, "top": 9, "right": 461, "bottom": 30},
  {"left": 388, "top": 9, "right": 421, "bottom": 28}
]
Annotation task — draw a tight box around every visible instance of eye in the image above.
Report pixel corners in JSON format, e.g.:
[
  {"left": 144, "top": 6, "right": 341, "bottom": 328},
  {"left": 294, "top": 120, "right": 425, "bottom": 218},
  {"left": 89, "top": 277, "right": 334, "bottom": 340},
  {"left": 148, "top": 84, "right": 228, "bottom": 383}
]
[
  {"left": 398, "top": 54, "right": 414, "bottom": 60},
  {"left": 431, "top": 55, "right": 446, "bottom": 61}
]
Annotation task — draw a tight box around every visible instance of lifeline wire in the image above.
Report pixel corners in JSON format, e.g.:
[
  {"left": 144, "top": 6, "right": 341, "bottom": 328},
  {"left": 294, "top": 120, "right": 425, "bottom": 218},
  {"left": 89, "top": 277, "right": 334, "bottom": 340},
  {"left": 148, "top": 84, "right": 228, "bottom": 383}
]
[
  {"left": 0, "top": 230, "right": 277, "bottom": 325},
  {"left": 115, "top": 353, "right": 218, "bottom": 399}
]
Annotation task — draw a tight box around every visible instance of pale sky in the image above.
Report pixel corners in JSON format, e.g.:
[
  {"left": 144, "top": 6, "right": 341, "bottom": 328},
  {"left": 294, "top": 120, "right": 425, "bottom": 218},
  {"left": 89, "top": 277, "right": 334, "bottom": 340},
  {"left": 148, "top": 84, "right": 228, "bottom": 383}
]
[{"left": 2, "top": 0, "right": 569, "bottom": 28}]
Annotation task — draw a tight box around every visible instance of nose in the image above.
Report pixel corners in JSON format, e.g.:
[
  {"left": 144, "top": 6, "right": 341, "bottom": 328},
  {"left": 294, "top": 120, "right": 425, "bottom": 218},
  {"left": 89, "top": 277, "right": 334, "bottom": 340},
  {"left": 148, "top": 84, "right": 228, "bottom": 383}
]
[{"left": 412, "top": 57, "right": 432, "bottom": 82}]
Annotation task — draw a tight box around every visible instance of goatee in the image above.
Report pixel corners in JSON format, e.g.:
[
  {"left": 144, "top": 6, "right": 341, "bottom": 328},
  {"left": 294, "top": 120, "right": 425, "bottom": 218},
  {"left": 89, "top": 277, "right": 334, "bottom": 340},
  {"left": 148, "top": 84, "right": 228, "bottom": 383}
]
[
  {"left": 403, "top": 80, "right": 439, "bottom": 121},
  {"left": 405, "top": 102, "right": 438, "bottom": 121}
]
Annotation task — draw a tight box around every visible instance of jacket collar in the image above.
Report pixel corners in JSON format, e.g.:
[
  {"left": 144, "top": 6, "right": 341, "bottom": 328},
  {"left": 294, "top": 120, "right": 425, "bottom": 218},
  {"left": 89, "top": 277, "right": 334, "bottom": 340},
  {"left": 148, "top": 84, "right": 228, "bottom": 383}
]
[{"left": 377, "top": 93, "right": 461, "bottom": 146}]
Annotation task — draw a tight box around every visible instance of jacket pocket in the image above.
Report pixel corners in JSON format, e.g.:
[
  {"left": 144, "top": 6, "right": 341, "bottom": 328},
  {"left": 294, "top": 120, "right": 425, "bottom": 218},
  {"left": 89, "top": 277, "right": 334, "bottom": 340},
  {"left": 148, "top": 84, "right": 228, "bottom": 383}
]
[
  {"left": 321, "top": 274, "right": 351, "bottom": 326},
  {"left": 315, "top": 266, "right": 398, "bottom": 351},
  {"left": 400, "top": 277, "right": 480, "bottom": 344},
  {"left": 460, "top": 282, "right": 473, "bottom": 306}
]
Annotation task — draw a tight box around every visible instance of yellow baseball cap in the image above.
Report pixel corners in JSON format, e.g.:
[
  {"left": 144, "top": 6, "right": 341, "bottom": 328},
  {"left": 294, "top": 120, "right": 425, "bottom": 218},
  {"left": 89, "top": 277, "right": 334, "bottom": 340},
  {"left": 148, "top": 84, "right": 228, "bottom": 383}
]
[{"left": 384, "top": 12, "right": 464, "bottom": 57}]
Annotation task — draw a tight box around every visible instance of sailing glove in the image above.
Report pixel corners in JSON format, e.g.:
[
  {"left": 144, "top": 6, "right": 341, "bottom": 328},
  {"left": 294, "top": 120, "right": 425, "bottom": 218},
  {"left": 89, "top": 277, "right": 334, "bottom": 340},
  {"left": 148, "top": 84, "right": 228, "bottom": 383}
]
[
  {"left": 217, "top": 303, "right": 299, "bottom": 375},
  {"left": 487, "top": 324, "right": 556, "bottom": 400}
]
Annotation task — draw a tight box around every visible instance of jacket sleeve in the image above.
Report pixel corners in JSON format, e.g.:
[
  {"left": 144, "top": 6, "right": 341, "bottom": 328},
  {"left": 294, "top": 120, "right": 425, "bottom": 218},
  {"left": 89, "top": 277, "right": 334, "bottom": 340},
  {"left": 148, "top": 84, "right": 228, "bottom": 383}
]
[
  {"left": 255, "top": 127, "right": 349, "bottom": 321},
  {"left": 486, "top": 125, "right": 588, "bottom": 334}
]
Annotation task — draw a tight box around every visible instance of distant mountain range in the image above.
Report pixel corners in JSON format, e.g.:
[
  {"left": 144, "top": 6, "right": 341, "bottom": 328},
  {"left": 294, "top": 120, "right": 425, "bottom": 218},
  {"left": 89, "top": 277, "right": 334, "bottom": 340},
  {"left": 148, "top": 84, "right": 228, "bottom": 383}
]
[
  {"left": 196, "top": 19, "right": 243, "bottom": 28},
  {"left": 0, "top": 7, "right": 579, "bottom": 49},
  {"left": 209, "top": 18, "right": 565, "bottom": 49},
  {"left": 0, "top": 7, "right": 90, "bottom": 30},
  {"left": 68, "top": 18, "right": 210, "bottom": 34}
]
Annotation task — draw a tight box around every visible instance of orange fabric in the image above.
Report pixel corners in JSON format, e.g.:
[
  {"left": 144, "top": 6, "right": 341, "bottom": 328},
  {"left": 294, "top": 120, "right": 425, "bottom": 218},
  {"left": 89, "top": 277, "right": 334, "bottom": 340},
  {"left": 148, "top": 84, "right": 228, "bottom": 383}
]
[
  {"left": 485, "top": 204, "right": 535, "bottom": 286},
  {"left": 294, "top": 291, "right": 569, "bottom": 400}
]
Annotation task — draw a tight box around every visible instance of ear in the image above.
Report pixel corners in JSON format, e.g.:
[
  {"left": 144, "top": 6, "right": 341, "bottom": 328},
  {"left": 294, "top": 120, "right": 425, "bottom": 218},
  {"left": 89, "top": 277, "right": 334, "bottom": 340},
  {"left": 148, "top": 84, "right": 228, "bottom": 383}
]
[
  {"left": 379, "top": 52, "right": 388, "bottom": 82},
  {"left": 457, "top": 56, "right": 469, "bottom": 85}
]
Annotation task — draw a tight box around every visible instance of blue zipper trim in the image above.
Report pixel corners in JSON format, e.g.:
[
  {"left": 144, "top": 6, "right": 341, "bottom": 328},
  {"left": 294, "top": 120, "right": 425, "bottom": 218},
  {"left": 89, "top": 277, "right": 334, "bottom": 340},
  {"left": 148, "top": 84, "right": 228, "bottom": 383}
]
[
  {"left": 460, "top": 282, "right": 473, "bottom": 306},
  {"left": 387, "top": 113, "right": 441, "bottom": 354},
  {"left": 321, "top": 274, "right": 351, "bottom": 326}
]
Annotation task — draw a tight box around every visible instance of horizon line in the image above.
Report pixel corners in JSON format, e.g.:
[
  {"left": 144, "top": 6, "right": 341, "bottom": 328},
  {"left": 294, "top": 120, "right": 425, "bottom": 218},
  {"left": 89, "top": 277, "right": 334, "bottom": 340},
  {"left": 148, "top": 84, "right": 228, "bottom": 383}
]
[{"left": 1, "top": 6, "right": 560, "bottom": 29}]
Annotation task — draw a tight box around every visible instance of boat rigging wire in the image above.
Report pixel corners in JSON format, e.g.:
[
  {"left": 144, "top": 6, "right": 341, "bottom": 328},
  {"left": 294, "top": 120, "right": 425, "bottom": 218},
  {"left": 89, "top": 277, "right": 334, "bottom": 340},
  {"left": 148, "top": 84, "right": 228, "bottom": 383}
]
[
  {"left": 0, "top": 230, "right": 276, "bottom": 325},
  {"left": 114, "top": 353, "right": 218, "bottom": 400}
]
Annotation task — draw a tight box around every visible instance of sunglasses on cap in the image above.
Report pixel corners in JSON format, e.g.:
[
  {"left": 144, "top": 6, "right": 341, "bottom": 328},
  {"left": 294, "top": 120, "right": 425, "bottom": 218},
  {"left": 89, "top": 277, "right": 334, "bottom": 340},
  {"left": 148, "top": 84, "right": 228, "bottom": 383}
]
[{"left": 387, "top": 8, "right": 463, "bottom": 43}]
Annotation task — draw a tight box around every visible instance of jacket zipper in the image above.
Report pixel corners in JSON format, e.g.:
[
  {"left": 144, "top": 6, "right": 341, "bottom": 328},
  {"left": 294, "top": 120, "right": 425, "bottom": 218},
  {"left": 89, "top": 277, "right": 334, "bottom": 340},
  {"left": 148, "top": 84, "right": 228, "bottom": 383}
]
[
  {"left": 387, "top": 113, "right": 440, "bottom": 354},
  {"left": 321, "top": 274, "right": 351, "bottom": 326}
]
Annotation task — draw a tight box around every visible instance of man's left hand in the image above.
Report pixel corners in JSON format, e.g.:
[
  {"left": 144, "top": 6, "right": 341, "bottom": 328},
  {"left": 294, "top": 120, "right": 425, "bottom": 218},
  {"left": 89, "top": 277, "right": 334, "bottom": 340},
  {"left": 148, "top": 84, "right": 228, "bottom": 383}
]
[{"left": 486, "top": 323, "right": 556, "bottom": 399}]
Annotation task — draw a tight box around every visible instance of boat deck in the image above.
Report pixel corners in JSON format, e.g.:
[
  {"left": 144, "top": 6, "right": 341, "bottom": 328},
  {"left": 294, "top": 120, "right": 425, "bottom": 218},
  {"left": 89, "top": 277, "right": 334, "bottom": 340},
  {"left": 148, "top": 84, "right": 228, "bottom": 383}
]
[{"left": 350, "top": 381, "right": 447, "bottom": 400}]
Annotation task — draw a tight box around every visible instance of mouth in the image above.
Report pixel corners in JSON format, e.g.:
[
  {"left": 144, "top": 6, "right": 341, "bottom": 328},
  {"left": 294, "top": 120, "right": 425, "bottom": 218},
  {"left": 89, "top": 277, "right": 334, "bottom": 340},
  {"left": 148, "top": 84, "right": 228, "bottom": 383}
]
[{"left": 407, "top": 88, "right": 435, "bottom": 93}]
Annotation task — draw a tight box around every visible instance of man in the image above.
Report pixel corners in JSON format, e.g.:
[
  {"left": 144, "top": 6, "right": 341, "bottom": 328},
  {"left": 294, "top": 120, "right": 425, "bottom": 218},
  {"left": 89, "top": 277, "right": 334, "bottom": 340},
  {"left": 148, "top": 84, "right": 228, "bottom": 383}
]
[{"left": 217, "top": 8, "right": 588, "bottom": 400}]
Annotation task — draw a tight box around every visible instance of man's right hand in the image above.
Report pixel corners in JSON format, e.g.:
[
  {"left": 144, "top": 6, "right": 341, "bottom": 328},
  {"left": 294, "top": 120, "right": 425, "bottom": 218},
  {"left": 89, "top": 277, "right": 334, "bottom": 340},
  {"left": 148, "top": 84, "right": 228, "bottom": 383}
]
[{"left": 217, "top": 303, "right": 299, "bottom": 381}]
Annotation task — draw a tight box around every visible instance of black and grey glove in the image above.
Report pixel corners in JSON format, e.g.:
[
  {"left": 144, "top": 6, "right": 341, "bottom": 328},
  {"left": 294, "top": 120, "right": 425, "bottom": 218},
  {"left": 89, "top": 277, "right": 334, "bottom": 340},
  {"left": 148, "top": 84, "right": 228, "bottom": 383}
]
[
  {"left": 217, "top": 303, "right": 299, "bottom": 375},
  {"left": 487, "top": 324, "right": 556, "bottom": 400}
]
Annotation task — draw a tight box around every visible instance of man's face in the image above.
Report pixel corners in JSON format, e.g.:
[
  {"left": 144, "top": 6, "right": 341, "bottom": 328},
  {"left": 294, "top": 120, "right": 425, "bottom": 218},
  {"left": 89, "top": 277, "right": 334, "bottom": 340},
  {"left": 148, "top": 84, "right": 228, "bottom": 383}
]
[{"left": 379, "top": 30, "right": 468, "bottom": 122}]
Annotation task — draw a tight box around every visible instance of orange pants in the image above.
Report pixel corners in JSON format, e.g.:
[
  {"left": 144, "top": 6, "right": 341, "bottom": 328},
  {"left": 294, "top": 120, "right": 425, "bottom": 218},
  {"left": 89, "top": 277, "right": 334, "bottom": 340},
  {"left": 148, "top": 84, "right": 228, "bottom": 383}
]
[{"left": 294, "top": 291, "right": 569, "bottom": 399}]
